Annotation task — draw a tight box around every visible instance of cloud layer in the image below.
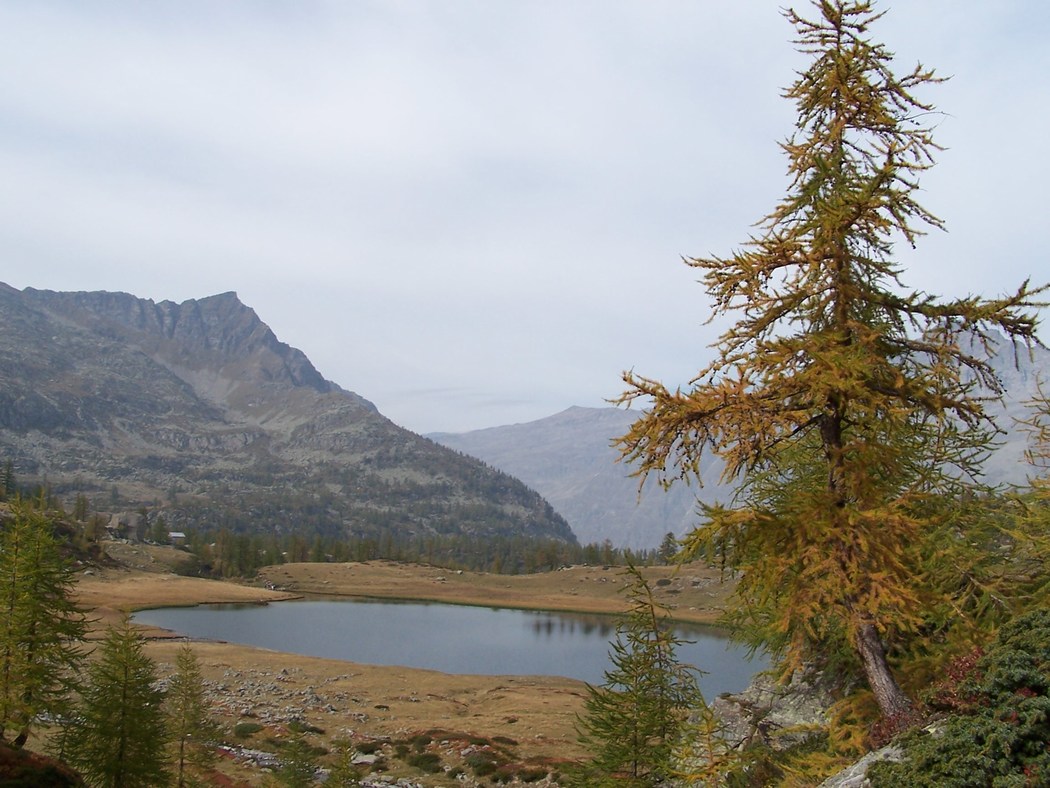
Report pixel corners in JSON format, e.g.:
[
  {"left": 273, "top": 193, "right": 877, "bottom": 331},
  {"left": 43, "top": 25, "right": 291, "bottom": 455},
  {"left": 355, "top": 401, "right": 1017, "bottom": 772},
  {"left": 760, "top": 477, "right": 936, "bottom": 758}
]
[{"left": 2, "top": 2, "right": 1047, "bottom": 431}]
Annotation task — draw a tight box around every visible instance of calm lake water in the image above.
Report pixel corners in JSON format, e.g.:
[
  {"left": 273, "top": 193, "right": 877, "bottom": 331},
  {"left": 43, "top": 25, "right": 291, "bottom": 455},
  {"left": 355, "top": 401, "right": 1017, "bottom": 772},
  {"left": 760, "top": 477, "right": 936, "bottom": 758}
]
[{"left": 134, "top": 598, "right": 766, "bottom": 697}]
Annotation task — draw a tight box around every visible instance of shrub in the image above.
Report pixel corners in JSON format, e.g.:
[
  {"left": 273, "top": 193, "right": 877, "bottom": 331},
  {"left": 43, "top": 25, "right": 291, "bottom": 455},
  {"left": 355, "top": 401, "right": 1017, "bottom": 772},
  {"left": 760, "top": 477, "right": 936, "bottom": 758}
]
[
  {"left": 407, "top": 752, "right": 442, "bottom": 773},
  {"left": 868, "top": 610, "right": 1050, "bottom": 786},
  {"left": 517, "top": 765, "right": 550, "bottom": 782},
  {"left": 234, "top": 721, "right": 264, "bottom": 738},
  {"left": 465, "top": 752, "right": 500, "bottom": 776}
]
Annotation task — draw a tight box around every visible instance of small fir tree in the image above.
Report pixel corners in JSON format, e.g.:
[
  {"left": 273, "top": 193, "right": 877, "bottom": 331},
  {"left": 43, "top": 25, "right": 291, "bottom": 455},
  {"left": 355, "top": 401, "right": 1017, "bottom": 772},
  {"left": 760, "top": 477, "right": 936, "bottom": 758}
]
[
  {"left": 572, "top": 565, "right": 705, "bottom": 786},
  {"left": 325, "top": 740, "right": 363, "bottom": 787},
  {"left": 271, "top": 728, "right": 318, "bottom": 788},
  {"left": 0, "top": 498, "right": 86, "bottom": 747},
  {"left": 66, "top": 617, "right": 170, "bottom": 787},
  {"left": 166, "top": 645, "right": 217, "bottom": 787},
  {"left": 0, "top": 461, "right": 15, "bottom": 501}
]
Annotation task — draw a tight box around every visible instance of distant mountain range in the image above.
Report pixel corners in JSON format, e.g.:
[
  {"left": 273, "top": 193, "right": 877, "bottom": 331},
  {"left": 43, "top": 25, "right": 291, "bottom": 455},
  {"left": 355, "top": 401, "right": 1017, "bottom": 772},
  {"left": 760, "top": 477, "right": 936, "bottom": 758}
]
[
  {"left": 430, "top": 407, "right": 730, "bottom": 550},
  {"left": 431, "top": 339, "right": 1047, "bottom": 549},
  {"left": 2, "top": 283, "right": 1042, "bottom": 552},
  {"left": 0, "top": 284, "right": 574, "bottom": 545}
]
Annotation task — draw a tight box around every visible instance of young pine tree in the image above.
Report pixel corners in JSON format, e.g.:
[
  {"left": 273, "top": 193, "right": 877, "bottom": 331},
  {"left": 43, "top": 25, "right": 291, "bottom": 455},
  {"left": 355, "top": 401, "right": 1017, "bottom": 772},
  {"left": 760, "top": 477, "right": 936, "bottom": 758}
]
[
  {"left": 572, "top": 565, "right": 705, "bottom": 786},
  {"left": 271, "top": 728, "right": 319, "bottom": 788},
  {"left": 0, "top": 497, "right": 86, "bottom": 748},
  {"left": 66, "top": 617, "right": 170, "bottom": 787},
  {"left": 166, "top": 645, "right": 217, "bottom": 787},
  {"left": 616, "top": 0, "right": 1045, "bottom": 720}
]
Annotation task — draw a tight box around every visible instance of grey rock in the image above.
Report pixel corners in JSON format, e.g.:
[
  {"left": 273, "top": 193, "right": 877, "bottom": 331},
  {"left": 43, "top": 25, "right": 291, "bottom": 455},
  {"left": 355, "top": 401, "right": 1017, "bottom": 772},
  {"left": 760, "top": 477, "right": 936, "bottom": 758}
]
[
  {"left": 712, "top": 669, "right": 838, "bottom": 751},
  {"left": 818, "top": 744, "right": 904, "bottom": 787}
]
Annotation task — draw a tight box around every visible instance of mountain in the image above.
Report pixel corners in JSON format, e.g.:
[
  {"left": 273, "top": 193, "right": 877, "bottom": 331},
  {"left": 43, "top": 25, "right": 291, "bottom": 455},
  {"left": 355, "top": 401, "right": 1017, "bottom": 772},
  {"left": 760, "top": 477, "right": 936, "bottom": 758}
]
[
  {"left": 0, "top": 283, "right": 574, "bottom": 544},
  {"left": 430, "top": 407, "right": 733, "bottom": 550},
  {"left": 976, "top": 338, "right": 1048, "bottom": 485},
  {"left": 430, "top": 338, "right": 1047, "bottom": 549}
]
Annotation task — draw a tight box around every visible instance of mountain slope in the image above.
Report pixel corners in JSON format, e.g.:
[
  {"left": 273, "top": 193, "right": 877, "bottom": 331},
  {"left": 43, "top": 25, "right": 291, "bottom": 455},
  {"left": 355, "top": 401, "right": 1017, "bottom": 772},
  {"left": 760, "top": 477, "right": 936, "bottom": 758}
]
[
  {"left": 0, "top": 283, "right": 573, "bottom": 544},
  {"left": 431, "top": 406, "right": 733, "bottom": 549},
  {"left": 430, "top": 339, "right": 1047, "bottom": 549}
]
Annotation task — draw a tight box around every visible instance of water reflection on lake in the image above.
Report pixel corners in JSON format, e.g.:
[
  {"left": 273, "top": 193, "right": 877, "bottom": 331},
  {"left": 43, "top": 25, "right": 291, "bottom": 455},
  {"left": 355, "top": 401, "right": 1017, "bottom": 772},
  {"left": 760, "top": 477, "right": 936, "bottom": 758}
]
[{"left": 134, "top": 598, "right": 766, "bottom": 697}]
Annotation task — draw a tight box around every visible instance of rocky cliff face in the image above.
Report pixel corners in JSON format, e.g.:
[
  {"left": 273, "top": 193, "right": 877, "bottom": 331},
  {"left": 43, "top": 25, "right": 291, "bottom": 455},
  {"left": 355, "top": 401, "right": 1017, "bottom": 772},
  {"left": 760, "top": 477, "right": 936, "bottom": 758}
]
[{"left": 0, "top": 283, "right": 574, "bottom": 544}]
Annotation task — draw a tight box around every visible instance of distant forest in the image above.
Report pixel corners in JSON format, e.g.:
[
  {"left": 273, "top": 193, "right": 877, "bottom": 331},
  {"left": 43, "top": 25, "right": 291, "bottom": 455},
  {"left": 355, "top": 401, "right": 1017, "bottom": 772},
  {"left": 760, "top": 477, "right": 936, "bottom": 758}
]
[{"left": 0, "top": 463, "right": 674, "bottom": 577}]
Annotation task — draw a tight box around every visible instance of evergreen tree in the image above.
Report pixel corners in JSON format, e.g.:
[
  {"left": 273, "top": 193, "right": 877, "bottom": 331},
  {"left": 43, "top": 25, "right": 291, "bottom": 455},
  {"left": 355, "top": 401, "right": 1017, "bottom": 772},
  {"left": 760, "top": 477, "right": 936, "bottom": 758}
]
[
  {"left": 616, "top": 0, "right": 1045, "bottom": 719},
  {"left": 150, "top": 516, "right": 169, "bottom": 546},
  {"left": 325, "top": 740, "right": 363, "bottom": 787},
  {"left": 657, "top": 532, "right": 679, "bottom": 565},
  {"left": 166, "top": 645, "right": 217, "bottom": 787},
  {"left": 66, "top": 618, "right": 170, "bottom": 787},
  {"left": 272, "top": 729, "right": 318, "bottom": 787},
  {"left": 73, "top": 494, "right": 90, "bottom": 523},
  {"left": 572, "top": 565, "right": 704, "bottom": 786},
  {"left": 0, "top": 461, "right": 14, "bottom": 501},
  {"left": 0, "top": 498, "right": 86, "bottom": 747}
]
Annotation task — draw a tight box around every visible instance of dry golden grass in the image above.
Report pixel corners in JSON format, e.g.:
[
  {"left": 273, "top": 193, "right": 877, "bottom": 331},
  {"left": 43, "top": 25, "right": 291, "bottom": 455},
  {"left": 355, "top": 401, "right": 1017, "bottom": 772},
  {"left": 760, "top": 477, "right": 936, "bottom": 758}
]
[{"left": 255, "top": 559, "right": 733, "bottom": 624}]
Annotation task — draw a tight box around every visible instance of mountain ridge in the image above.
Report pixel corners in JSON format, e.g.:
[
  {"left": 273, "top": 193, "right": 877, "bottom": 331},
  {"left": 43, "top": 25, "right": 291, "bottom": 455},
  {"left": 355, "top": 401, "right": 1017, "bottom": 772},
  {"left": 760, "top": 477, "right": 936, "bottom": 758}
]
[
  {"left": 430, "top": 406, "right": 729, "bottom": 550},
  {"left": 0, "top": 283, "right": 573, "bottom": 545}
]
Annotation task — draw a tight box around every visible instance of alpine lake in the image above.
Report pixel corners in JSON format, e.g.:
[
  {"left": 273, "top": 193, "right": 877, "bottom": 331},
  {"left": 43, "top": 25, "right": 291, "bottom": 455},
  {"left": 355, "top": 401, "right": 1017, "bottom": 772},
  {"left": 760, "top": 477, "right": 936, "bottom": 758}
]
[{"left": 134, "top": 596, "right": 767, "bottom": 698}]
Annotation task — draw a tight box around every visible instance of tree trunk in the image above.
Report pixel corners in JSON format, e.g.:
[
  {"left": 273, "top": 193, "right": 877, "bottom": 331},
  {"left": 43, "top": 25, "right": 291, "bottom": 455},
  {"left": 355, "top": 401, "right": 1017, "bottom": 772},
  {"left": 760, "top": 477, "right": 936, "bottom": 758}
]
[{"left": 854, "top": 620, "right": 912, "bottom": 719}]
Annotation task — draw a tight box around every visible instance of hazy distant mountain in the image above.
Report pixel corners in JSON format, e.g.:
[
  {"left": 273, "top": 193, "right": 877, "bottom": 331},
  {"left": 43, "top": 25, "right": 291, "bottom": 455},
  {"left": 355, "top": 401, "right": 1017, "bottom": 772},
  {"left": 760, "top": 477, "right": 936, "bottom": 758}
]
[
  {"left": 430, "top": 406, "right": 733, "bottom": 550},
  {"left": 0, "top": 283, "right": 574, "bottom": 544},
  {"left": 430, "top": 339, "right": 1047, "bottom": 549},
  {"left": 977, "top": 337, "right": 1048, "bottom": 486}
]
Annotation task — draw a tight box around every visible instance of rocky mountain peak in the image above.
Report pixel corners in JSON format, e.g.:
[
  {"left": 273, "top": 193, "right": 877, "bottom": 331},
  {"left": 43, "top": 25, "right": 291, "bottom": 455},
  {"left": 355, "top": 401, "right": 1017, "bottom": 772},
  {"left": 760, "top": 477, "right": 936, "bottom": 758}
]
[
  {"left": 21, "top": 287, "right": 337, "bottom": 399},
  {"left": 0, "top": 283, "right": 574, "bottom": 546}
]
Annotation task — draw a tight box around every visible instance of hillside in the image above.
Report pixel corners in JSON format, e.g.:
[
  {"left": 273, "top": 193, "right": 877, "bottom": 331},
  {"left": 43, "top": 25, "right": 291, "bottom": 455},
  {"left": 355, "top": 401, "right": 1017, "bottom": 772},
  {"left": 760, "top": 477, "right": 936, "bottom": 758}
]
[
  {"left": 0, "top": 283, "right": 574, "bottom": 545},
  {"left": 431, "top": 407, "right": 732, "bottom": 549},
  {"left": 431, "top": 339, "right": 1047, "bottom": 549}
]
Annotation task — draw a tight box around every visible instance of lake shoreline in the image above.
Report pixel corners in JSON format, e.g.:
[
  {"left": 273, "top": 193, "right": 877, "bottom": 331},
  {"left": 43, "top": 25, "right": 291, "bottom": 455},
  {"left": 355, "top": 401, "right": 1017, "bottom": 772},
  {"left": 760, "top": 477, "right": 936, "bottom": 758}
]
[
  {"left": 71, "top": 554, "right": 739, "bottom": 786},
  {"left": 133, "top": 594, "right": 761, "bottom": 692},
  {"left": 254, "top": 558, "right": 733, "bottom": 625}
]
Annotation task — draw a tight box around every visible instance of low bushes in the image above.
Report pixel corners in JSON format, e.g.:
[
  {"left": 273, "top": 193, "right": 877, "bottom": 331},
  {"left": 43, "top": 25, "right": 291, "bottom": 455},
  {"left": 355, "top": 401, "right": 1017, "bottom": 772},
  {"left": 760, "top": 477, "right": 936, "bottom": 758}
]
[{"left": 869, "top": 610, "right": 1050, "bottom": 786}]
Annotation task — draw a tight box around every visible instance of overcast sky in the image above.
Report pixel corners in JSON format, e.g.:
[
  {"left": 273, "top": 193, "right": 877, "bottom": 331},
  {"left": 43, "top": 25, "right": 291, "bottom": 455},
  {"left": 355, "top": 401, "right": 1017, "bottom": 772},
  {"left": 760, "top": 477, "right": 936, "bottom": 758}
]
[{"left": 2, "top": 2, "right": 1047, "bottom": 433}]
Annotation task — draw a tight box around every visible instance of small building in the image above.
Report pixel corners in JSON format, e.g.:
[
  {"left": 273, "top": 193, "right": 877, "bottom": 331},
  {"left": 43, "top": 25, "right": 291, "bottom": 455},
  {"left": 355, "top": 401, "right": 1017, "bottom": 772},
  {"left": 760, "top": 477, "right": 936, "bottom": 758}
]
[{"left": 168, "top": 531, "right": 187, "bottom": 546}]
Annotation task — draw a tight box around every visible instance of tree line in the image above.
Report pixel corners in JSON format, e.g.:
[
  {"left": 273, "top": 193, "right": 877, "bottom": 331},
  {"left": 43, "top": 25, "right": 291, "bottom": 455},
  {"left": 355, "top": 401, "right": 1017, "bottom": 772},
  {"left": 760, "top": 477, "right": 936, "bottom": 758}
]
[
  {"left": 0, "top": 496, "right": 217, "bottom": 786},
  {"left": 173, "top": 527, "right": 676, "bottom": 579}
]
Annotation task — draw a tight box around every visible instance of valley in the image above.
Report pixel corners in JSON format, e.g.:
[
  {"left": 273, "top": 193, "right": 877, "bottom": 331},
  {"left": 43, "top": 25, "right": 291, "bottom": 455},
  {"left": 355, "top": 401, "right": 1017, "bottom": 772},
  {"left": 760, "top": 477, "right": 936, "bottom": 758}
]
[{"left": 72, "top": 549, "right": 738, "bottom": 786}]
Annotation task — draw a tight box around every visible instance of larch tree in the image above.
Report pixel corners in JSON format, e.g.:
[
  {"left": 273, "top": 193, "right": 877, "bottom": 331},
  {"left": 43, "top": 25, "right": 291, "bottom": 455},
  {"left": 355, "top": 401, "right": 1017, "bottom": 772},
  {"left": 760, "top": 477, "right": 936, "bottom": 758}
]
[
  {"left": 615, "top": 0, "right": 1045, "bottom": 720},
  {"left": 65, "top": 617, "right": 170, "bottom": 787},
  {"left": 166, "top": 645, "right": 217, "bottom": 787},
  {"left": 572, "top": 565, "right": 704, "bottom": 786},
  {"left": 0, "top": 497, "right": 86, "bottom": 748}
]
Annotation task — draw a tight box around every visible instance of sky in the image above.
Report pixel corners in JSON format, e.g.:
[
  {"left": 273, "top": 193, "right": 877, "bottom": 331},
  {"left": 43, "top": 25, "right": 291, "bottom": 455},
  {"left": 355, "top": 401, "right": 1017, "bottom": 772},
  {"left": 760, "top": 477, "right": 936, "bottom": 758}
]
[{"left": 1, "top": 2, "right": 1047, "bottom": 434}]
